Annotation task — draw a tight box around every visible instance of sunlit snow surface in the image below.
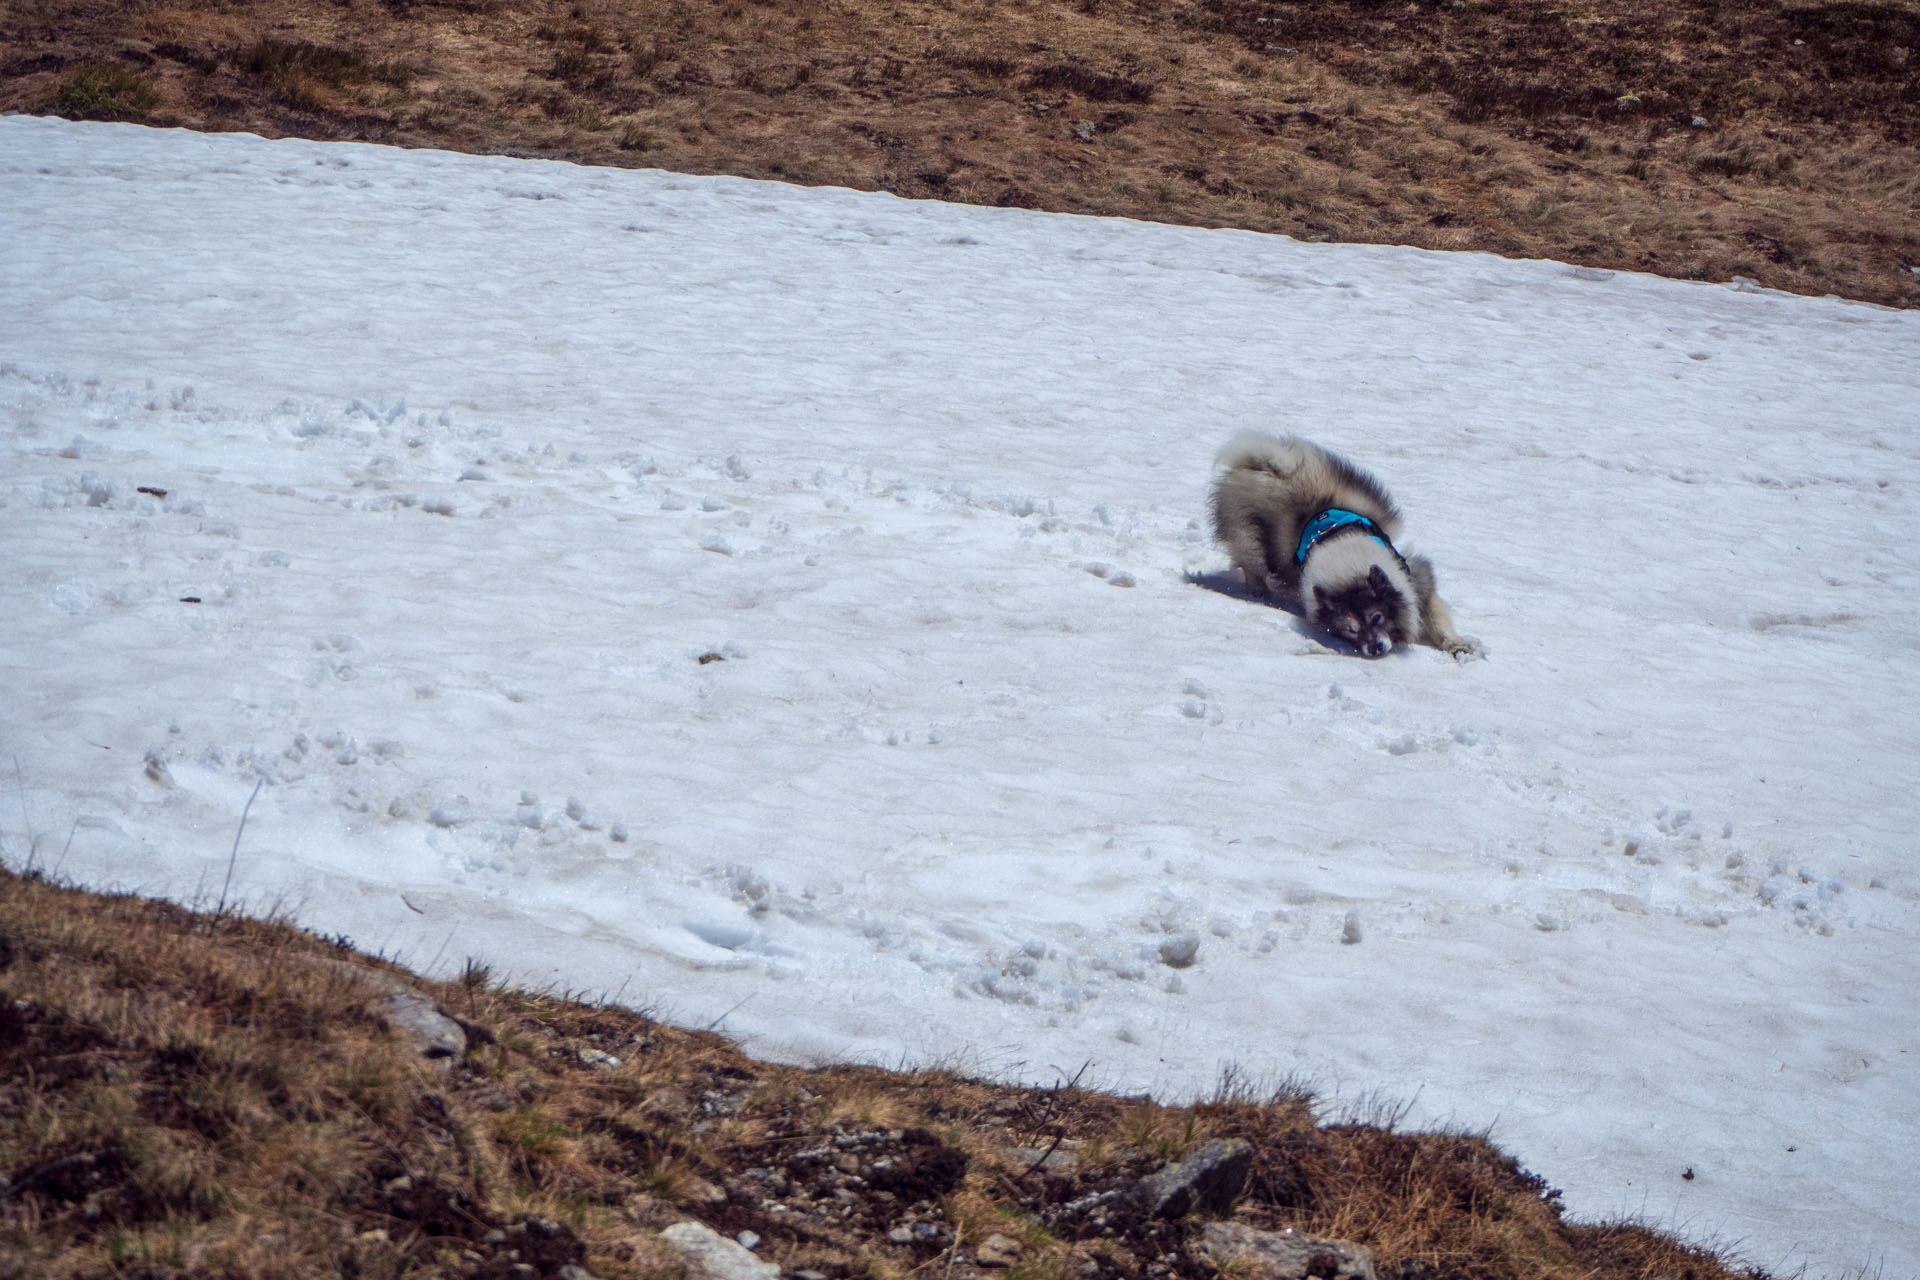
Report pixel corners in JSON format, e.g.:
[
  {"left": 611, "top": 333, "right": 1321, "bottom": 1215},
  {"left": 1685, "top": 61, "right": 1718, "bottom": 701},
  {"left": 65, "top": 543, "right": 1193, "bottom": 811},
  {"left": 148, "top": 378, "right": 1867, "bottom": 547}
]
[{"left": 4, "top": 117, "right": 1917, "bottom": 1276}]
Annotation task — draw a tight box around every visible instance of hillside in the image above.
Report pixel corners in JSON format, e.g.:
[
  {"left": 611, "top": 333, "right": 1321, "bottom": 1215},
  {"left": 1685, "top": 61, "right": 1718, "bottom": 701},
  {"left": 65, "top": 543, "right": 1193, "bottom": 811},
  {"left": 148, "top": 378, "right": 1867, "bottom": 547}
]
[
  {"left": 3, "top": 0, "right": 1918, "bottom": 306},
  {"left": 1, "top": 864, "right": 1764, "bottom": 1280}
]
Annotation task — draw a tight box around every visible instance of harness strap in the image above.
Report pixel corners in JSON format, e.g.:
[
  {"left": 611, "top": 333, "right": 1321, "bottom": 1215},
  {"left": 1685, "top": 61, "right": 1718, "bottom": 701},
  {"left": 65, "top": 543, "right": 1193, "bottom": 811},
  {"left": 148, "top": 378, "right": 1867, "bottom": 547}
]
[{"left": 1296, "top": 508, "right": 1404, "bottom": 568}]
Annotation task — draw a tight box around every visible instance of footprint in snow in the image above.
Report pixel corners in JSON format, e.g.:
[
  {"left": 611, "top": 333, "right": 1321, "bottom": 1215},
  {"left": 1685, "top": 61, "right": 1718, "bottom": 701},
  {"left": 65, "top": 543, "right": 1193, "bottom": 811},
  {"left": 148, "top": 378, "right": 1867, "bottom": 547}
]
[{"left": 1078, "top": 561, "right": 1136, "bottom": 588}]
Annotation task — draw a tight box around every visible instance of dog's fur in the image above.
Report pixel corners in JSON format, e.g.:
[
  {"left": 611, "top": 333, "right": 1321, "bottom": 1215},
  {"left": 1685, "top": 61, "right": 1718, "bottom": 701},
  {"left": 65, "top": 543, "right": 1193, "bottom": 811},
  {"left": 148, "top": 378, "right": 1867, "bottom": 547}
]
[{"left": 1211, "top": 431, "right": 1476, "bottom": 658}]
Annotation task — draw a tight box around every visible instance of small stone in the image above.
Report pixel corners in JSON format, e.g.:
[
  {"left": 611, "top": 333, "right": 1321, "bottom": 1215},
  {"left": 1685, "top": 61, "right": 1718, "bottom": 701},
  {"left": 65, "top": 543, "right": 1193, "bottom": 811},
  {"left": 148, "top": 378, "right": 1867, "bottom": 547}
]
[
  {"left": 284, "top": 954, "right": 466, "bottom": 1063},
  {"left": 736, "top": 1230, "right": 760, "bottom": 1250},
  {"left": 682, "top": 1175, "right": 728, "bottom": 1205},
  {"left": 579, "top": 1047, "right": 622, "bottom": 1069},
  {"left": 388, "top": 991, "right": 467, "bottom": 1060},
  {"left": 661, "top": 1221, "right": 779, "bottom": 1280},
  {"left": 976, "top": 1233, "right": 1023, "bottom": 1268},
  {"left": 1200, "top": 1222, "right": 1377, "bottom": 1280},
  {"left": 1003, "top": 1143, "right": 1081, "bottom": 1175},
  {"left": 1140, "top": 1139, "right": 1254, "bottom": 1219}
]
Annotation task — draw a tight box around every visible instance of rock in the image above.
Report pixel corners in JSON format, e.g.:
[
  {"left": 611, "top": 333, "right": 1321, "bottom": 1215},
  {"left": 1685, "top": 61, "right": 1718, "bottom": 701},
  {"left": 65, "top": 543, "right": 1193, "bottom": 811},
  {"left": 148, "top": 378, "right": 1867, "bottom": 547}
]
[
  {"left": 383, "top": 990, "right": 467, "bottom": 1061},
  {"left": 976, "top": 1233, "right": 1023, "bottom": 1267},
  {"left": 1002, "top": 1143, "right": 1081, "bottom": 1175},
  {"left": 1200, "top": 1222, "right": 1377, "bottom": 1280},
  {"left": 661, "top": 1221, "right": 780, "bottom": 1280},
  {"left": 287, "top": 953, "right": 466, "bottom": 1063},
  {"left": 502, "top": 1217, "right": 587, "bottom": 1272},
  {"left": 1140, "top": 1139, "right": 1253, "bottom": 1219},
  {"left": 681, "top": 1175, "right": 728, "bottom": 1205}
]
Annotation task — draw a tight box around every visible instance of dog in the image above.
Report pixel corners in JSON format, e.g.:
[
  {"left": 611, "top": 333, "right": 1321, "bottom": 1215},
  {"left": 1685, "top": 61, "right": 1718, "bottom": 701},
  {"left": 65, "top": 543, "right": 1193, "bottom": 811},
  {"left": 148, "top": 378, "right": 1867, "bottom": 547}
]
[{"left": 1211, "top": 431, "right": 1477, "bottom": 658}]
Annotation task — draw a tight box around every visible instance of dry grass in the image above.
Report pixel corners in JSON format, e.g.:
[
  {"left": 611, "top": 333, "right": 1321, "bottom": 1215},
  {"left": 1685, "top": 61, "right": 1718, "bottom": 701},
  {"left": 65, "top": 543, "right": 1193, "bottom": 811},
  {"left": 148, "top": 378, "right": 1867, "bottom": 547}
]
[
  {"left": 1, "top": 862, "right": 1766, "bottom": 1280},
  {"left": 0, "top": 0, "right": 1915, "bottom": 305}
]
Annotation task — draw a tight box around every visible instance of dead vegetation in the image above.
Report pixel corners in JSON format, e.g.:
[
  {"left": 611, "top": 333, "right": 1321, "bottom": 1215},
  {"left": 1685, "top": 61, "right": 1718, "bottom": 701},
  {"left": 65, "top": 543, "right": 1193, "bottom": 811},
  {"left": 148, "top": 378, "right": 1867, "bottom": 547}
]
[
  {"left": 0, "top": 0, "right": 1916, "bottom": 306},
  {"left": 2, "top": 863, "right": 1765, "bottom": 1280}
]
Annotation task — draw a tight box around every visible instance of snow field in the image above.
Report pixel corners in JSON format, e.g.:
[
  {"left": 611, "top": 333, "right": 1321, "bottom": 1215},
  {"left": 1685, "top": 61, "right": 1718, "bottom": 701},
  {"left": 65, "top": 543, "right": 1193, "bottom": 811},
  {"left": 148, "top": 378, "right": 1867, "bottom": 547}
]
[{"left": 2, "top": 118, "right": 1918, "bottom": 1276}]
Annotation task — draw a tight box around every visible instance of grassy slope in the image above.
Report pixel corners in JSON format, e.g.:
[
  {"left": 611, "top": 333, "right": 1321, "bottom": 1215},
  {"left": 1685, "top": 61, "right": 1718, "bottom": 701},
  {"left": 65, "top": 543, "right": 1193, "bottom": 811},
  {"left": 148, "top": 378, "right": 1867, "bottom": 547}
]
[
  {"left": 1, "top": 0, "right": 1917, "bottom": 307},
  {"left": 1, "top": 865, "right": 1762, "bottom": 1280}
]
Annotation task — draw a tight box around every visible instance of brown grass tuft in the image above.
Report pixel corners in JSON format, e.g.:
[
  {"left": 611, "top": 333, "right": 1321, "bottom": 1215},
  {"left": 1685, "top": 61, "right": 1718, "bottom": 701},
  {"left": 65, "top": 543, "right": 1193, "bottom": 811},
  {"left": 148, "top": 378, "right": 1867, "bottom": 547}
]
[{"left": 41, "top": 62, "right": 160, "bottom": 121}]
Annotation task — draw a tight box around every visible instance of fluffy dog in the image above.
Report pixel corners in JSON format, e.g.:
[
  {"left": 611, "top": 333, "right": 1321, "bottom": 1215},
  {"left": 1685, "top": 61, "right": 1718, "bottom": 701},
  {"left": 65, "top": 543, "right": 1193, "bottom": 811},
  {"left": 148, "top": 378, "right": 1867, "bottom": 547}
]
[{"left": 1211, "top": 432, "right": 1477, "bottom": 658}]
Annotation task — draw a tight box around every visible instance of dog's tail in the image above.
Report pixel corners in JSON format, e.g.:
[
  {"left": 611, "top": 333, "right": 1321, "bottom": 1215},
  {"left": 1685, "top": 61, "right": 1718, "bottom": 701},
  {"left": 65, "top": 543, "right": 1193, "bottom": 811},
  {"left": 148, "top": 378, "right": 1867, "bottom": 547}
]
[{"left": 1214, "top": 430, "right": 1317, "bottom": 478}]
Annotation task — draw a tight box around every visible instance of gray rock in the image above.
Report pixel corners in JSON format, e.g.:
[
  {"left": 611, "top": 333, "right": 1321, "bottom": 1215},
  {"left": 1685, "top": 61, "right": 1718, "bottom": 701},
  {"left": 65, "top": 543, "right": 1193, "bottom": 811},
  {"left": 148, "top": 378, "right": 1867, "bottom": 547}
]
[
  {"left": 681, "top": 1175, "right": 728, "bottom": 1205},
  {"left": 1140, "top": 1138, "right": 1253, "bottom": 1218},
  {"left": 660, "top": 1221, "right": 779, "bottom": 1280},
  {"left": 288, "top": 953, "right": 466, "bottom": 1062},
  {"left": 385, "top": 989, "right": 467, "bottom": 1061},
  {"left": 1200, "top": 1222, "right": 1377, "bottom": 1280},
  {"left": 975, "top": 1233, "right": 1022, "bottom": 1268},
  {"left": 1002, "top": 1143, "right": 1081, "bottom": 1175}
]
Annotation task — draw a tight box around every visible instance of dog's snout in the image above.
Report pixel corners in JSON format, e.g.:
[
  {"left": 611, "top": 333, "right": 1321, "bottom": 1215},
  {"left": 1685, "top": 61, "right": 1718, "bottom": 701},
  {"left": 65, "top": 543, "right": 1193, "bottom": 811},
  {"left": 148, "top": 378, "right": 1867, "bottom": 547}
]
[{"left": 1363, "top": 637, "right": 1391, "bottom": 658}]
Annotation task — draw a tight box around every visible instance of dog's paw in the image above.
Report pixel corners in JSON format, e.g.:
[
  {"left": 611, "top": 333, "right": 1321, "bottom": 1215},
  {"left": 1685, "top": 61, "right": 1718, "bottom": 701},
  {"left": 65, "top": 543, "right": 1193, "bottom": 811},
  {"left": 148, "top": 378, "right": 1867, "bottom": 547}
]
[{"left": 1439, "top": 635, "right": 1485, "bottom": 661}]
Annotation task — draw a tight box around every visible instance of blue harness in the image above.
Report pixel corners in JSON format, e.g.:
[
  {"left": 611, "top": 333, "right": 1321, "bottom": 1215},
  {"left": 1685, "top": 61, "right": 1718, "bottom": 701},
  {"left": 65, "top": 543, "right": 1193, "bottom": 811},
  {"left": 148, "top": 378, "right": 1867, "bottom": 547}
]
[{"left": 1296, "top": 508, "right": 1400, "bottom": 566}]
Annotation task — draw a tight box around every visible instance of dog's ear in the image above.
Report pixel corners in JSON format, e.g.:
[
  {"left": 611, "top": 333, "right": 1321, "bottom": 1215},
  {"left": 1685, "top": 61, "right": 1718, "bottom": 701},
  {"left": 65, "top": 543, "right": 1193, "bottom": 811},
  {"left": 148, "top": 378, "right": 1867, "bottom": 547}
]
[
  {"left": 1313, "top": 585, "right": 1331, "bottom": 611},
  {"left": 1368, "top": 564, "right": 1391, "bottom": 593}
]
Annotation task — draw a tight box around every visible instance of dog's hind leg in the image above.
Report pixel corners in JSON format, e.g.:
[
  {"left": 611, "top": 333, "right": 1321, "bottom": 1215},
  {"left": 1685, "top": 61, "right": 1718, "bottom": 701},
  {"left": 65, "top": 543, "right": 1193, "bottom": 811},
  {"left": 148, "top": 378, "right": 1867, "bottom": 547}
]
[{"left": 1220, "top": 508, "right": 1290, "bottom": 600}]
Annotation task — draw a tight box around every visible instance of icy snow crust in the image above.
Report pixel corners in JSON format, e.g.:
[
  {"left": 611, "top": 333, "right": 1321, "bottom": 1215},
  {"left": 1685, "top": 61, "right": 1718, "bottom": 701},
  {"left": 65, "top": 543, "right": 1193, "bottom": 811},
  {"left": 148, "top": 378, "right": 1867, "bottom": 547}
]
[{"left": 3, "top": 118, "right": 1917, "bottom": 1275}]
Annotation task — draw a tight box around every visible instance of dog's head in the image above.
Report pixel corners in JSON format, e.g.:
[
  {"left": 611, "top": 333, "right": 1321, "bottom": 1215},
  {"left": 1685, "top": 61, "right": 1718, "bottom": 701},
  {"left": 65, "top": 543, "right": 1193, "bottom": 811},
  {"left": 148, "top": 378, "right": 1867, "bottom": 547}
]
[{"left": 1314, "top": 564, "right": 1408, "bottom": 658}]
